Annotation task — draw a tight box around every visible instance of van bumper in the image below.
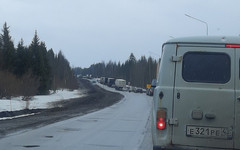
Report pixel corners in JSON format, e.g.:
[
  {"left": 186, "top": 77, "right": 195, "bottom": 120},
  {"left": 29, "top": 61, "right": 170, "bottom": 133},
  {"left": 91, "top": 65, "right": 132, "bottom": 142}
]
[
  {"left": 153, "top": 145, "right": 236, "bottom": 150},
  {"left": 153, "top": 146, "right": 188, "bottom": 150}
]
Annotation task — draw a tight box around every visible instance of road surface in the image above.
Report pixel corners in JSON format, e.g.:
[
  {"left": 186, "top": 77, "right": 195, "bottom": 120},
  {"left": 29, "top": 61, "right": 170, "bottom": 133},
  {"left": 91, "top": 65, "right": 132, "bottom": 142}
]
[
  {"left": 0, "top": 79, "right": 123, "bottom": 137},
  {"left": 0, "top": 85, "right": 153, "bottom": 150}
]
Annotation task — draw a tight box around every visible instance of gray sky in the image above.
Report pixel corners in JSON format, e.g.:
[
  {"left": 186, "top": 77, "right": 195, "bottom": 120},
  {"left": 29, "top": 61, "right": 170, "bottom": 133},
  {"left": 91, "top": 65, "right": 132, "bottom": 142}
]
[{"left": 1, "top": 0, "right": 240, "bottom": 68}]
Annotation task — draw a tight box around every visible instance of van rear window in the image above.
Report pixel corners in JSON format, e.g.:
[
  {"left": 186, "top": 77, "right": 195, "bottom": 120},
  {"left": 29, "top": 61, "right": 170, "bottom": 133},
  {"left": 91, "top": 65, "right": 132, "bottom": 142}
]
[{"left": 182, "top": 52, "right": 230, "bottom": 83}]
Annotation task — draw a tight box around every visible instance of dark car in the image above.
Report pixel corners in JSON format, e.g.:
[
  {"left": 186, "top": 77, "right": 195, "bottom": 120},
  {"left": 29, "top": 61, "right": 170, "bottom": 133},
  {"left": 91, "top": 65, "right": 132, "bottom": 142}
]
[
  {"left": 148, "top": 86, "right": 155, "bottom": 96},
  {"left": 136, "top": 88, "right": 143, "bottom": 93},
  {"left": 146, "top": 79, "right": 157, "bottom": 96}
]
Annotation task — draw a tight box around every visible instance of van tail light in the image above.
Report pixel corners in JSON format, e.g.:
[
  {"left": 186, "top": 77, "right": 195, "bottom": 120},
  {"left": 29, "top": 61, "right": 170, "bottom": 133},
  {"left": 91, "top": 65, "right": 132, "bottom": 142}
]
[
  {"left": 225, "top": 44, "right": 240, "bottom": 48},
  {"left": 156, "top": 109, "right": 166, "bottom": 130}
]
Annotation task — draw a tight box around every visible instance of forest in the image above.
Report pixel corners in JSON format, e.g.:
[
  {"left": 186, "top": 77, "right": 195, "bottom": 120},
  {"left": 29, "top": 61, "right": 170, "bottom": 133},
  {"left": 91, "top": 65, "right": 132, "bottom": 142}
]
[
  {"left": 0, "top": 23, "right": 78, "bottom": 99},
  {"left": 74, "top": 53, "right": 159, "bottom": 88}
]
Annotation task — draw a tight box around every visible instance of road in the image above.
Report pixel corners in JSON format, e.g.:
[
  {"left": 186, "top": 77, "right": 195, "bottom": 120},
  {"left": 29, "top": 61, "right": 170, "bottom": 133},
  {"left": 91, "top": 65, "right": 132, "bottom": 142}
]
[
  {"left": 0, "top": 79, "right": 123, "bottom": 137},
  {"left": 0, "top": 85, "right": 153, "bottom": 150}
]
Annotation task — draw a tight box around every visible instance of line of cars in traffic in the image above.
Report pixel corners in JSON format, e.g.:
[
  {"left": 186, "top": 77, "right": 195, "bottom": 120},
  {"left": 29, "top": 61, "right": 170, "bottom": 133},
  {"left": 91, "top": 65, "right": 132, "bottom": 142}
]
[
  {"left": 86, "top": 76, "right": 156, "bottom": 96},
  {"left": 95, "top": 77, "right": 150, "bottom": 94}
]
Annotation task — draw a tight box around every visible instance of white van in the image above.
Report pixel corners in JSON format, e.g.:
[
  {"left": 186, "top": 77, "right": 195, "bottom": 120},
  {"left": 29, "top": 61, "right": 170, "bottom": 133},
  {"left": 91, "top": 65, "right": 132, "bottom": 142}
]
[
  {"left": 152, "top": 36, "right": 240, "bottom": 150},
  {"left": 115, "top": 79, "right": 126, "bottom": 90}
]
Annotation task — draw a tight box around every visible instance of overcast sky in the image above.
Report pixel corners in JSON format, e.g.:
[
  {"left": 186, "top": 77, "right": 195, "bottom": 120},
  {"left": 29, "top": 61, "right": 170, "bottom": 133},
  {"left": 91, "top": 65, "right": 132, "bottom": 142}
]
[{"left": 1, "top": 0, "right": 240, "bottom": 68}]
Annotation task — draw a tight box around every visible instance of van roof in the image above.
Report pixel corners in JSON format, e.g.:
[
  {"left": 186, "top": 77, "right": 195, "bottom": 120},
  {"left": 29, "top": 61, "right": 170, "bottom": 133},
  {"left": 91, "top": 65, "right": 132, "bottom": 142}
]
[{"left": 165, "top": 36, "right": 240, "bottom": 45}]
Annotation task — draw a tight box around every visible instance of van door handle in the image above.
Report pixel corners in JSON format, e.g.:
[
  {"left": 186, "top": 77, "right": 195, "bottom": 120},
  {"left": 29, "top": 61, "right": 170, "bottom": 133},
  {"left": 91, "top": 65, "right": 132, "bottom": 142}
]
[
  {"left": 205, "top": 113, "right": 216, "bottom": 119},
  {"left": 237, "top": 96, "right": 240, "bottom": 101}
]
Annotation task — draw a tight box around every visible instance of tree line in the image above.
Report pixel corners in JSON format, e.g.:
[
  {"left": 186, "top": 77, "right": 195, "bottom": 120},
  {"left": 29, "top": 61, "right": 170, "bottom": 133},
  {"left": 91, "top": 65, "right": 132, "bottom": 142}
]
[
  {"left": 0, "top": 22, "right": 78, "bottom": 99},
  {"left": 74, "top": 53, "right": 159, "bottom": 88}
]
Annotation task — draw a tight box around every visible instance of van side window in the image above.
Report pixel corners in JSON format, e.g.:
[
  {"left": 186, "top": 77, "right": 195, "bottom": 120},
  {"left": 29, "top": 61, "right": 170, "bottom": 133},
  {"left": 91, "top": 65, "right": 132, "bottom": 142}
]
[{"left": 182, "top": 52, "right": 230, "bottom": 83}]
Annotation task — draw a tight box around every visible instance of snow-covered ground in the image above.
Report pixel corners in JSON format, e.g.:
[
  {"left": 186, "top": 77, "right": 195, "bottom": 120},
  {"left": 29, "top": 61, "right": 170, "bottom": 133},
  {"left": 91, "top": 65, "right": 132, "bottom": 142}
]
[
  {"left": 0, "top": 89, "right": 85, "bottom": 112},
  {"left": 0, "top": 84, "right": 153, "bottom": 150}
]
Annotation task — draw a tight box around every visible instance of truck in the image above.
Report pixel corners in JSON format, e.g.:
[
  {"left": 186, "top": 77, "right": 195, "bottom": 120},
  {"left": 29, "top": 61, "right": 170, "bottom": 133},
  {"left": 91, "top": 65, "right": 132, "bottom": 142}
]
[
  {"left": 115, "top": 79, "right": 126, "bottom": 90},
  {"left": 100, "top": 77, "right": 105, "bottom": 84},
  {"left": 104, "top": 77, "right": 108, "bottom": 85},
  {"left": 107, "top": 78, "right": 115, "bottom": 87}
]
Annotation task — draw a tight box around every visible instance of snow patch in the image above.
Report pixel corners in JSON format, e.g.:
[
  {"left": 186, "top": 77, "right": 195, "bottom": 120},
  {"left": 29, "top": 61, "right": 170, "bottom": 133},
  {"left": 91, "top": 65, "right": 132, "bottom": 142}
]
[
  {"left": 0, "top": 89, "right": 85, "bottom": 112},
  {"left": 0, "top": 113, "right": 38, "bottom": 121}
]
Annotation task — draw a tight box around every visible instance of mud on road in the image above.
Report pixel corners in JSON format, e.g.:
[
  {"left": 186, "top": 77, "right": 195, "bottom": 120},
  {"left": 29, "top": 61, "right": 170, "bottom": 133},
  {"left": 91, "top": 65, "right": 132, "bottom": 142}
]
[{"left": 0, "top": 79, "right": 123, "bottom": 138}]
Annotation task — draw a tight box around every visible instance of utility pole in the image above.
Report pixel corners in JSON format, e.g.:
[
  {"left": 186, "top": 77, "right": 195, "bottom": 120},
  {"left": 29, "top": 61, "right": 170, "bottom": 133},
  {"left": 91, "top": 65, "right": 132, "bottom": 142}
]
[{"left": 185, "top": 14, "right": 208, "bottom": 36}]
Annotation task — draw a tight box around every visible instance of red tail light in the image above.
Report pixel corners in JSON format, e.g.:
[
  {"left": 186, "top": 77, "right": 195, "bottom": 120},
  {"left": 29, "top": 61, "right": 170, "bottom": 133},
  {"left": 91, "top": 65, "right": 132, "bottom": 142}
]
[
  {"left": 157, "top": 118, "right": 166, "bottom": 130},
  {"left": 156, "top": 109, "right": 166, "bottom": 130},
  {"left": 225, "top": 44, "right": 240, "bottom": 48}
]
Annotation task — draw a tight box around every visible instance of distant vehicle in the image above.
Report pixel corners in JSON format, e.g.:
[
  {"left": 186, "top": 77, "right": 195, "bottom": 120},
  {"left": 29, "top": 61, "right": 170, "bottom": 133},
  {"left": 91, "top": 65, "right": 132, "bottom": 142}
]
[
  {"left": 136, "top": 88, "right": 143, "bottom": 93},
  {"left": 133, "top": 87, "right": 143, "bottom": 93},
  {"left": 132, "top": 87, "right": 137, "bottom": 92},
  {"left": 100, "top": 77, "right": 109, "bottom": 85},
  {"left": 91, "top": 80, "right": 96, "bottom": 84},
  {"left": 151, "top": 79, "right": 157, "bottom": 87},
  {"left": 146, "top": 79, "right": 157, "bottom": 96},
  {"left": 100, "top": 77, "right": 105, "bottom": 84},
  {"left": 115, "top": 79, "right": 126, "bottom": 90},
  {"left": 152, "top": 36, "right": 240, "bottom": 150},
  {"left": 128, "top": 86, "right": 139, "bottom": 92},
  {"left": 147, "top": 86, "right": 155, "bottom": 96},
  {"left": 107, "top": 78, "right": 115, "bottom": 87},
  {"left": 96, "top": 78, "right": 100, "bottom": 83},
  {"left": 126, "top": 85, "right": 132, "bottom": 92},
  {"left": 142, "top": 88, "right": 147, "bottom": 93},
  {"left": 104, "top": 77, "right": 108, "bottom": 85},
  {"left": 146, "top": 88, "right": 149, "bottom": 95}
]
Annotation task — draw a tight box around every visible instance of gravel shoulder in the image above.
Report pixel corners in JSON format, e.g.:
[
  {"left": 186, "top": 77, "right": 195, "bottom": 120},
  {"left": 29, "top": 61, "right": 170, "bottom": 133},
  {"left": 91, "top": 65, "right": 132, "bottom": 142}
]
[{"left": 0, "top": 79, "right": 123, "bottom": 138}]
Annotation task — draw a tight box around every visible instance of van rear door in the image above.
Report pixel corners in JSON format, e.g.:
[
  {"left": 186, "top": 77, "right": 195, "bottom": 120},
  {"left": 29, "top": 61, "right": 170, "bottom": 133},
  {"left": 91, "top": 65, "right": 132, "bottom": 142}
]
[
  {"left": 172, "top": 46, "right": 234, "bottom": 149},
  {"left": 235, "top": 49, "right": 240, "bottom": 149}
]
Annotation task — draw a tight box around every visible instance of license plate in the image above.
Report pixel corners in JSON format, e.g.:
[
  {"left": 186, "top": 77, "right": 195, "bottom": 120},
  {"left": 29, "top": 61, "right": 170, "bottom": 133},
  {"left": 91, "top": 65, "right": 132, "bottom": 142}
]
[{"left": 186, "top": 125, "right": 232, "bottom": 139}]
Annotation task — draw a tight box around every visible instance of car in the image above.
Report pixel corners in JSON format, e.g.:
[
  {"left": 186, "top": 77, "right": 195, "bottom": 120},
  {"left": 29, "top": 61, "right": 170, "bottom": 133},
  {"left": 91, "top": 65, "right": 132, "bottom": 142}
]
[
  {"left": 142, "top": 88, "right": 147, "bottom": 93},
  {"left": 146, "top": 79, "right": 157, "bottom": 96},
  {"left": 91, "top": 80, "right": 96, "bottom": 84},
  {"left": 132, "top": 87, "right": 137, "bottom": 93},
  {"left": 132, "top": 87, "right": 142, "bottom": 93},
  {"left": 146, "top": 88, "right": 150, "bottom": 95},
  {"left": 148, "top": 86, "right": 155, "bottom": 96},
  {"left": 135, "top": 87, "right": 143, "bottom": 93},
  {"left": 127, "top": 86, "right": 134, "bottom": 92},
  {"left": 152, "top": 36, "right": 240, "bottom": 150}
]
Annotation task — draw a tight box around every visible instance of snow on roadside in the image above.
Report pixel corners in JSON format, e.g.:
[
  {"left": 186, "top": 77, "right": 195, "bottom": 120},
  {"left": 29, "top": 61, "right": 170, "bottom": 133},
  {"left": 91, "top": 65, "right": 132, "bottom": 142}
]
[
  {"left": 0, "top": 113, "right": 38, "bottom": 121},
  {"left": 0, "top": 89, "right": 85, "bottom": 112}
]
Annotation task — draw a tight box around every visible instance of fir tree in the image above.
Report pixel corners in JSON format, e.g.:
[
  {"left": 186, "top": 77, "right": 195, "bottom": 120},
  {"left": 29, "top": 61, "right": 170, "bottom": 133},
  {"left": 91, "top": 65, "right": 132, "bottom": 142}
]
[
  {"left": 1, "top": 22, "right": 16, "bottom": 71},
  {"left": 15, "top": 39, "right": 28, "bottom": 76},
  {"left": 29, "top": 31, "right": 51, "bottom": 94}
]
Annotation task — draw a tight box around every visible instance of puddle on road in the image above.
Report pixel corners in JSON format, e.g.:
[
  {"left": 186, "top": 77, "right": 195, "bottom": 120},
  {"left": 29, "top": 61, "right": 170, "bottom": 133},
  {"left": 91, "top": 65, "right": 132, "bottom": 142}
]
[
  {"left": 58, "top": 127, "right": 81, "bottom": 132},
  {"left": 44, "top": 135, "right": 54, "bottom": 138},
  {"left": 22, "top": 145, "right": 40, "bottom": 148},
  {"left": 77, "top": 119, "right": 98, "bottom": 122},
  {"left": 119, "top": 118, "right": 142, "bottom": 122},
  {"left": 87, "top": 143, "right": 120, "bottom": 148},
  {"left": 106, "top": 129, "right": 135, "bottom": 133}
]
